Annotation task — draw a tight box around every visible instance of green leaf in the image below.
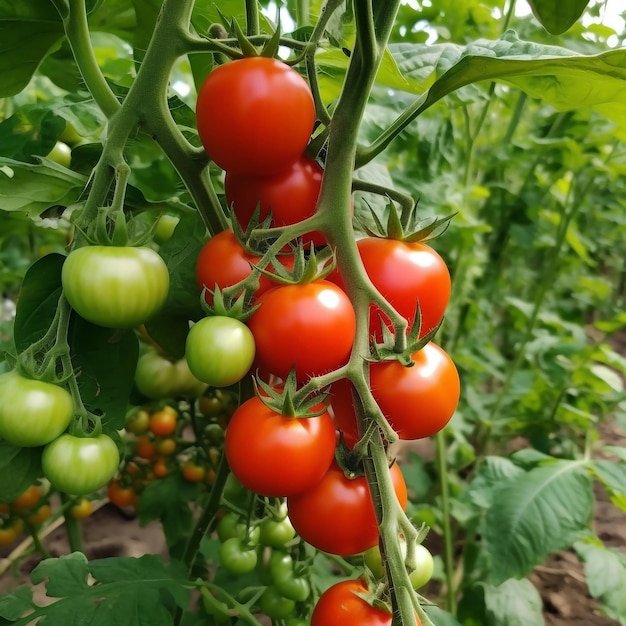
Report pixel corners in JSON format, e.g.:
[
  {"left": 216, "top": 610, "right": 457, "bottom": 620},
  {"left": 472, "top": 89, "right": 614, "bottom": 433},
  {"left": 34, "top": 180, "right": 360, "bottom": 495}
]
[
  {"left": 0, "top": 157, "right": 87, "bottom": 218},
  {"left": 467, "top": 456, "right": 524, "bottom": 509},
  {"left": 483, "top": 578, "right": 544, "bottom": 626},
  {"left": 0, "top": 586, "right": 34, "bottom": 621},
  {"left": 0, "top": 2, "right": 64, "bottom": 97},
  {"left": 590, "top": 459, "right": 626, "bottom": 513},
  {"left": 527, "top": 0, "right": 590, "bottom": 35},
  {"left": 0, "top": 444, "right": 42, "bottom": 503},
  {"left": 483, "top": 460, "right": 594, "bottom": 584},
  {"left": 68, "top": 320, "right": 139, "bottom": 431},
  {"left": 13, "top": 253, "right": 65, "bottom": 354},
  {"left": 423, "top": 605, "right": 463, "bottom": 626},
  {"left": 575, "top": 540, "right": 626, "bottom": 624},
  {"left": 11, "top": 552, "right": 191, "bottom": 625}
]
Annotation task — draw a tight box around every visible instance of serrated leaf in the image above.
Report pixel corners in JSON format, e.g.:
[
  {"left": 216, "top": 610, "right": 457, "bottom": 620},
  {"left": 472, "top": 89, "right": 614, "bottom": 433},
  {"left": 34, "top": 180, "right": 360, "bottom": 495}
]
[
  {"left": 467, "top": 456, "right": 524, "bottom": 509},
  {"left": 483, "top": 578, "right": 544, "bottom": 626},
  {"left": 0, "top": 586, "right": 34, "bottom": 621},
  {"left": 68, "top": 320, "right": 139, "bottom": 431},
  {"left": 0, "top": 158, "right": 87, "bottom": 218},
  {"left": 0, "top": 2, "right": 64, "bottom": 97},
  {"left": 483, "top": 460, "right": 594, "bottom": 584},
  {"left": 0, "top": 444, "right": 42, "bottom": 503},
  {"left": 13, "top": 253, "right": 65, "bottom": 353},
  {"left": 527, "top": 0, "right": 590, "bottom": 35}
]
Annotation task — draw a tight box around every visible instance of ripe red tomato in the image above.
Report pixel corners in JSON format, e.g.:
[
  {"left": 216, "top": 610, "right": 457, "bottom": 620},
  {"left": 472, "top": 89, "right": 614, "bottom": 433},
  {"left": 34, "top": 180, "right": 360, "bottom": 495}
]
[
  {"left": 107, "top": 480, "right": 137, "bottom": 507},
  {"left": 331, "top": 344, "right": 459, "bottom": 441},
  {"left": 247, "top": 280, "right": 356, "bottom": 381},
  {"left": 311, "top": 579, "right": 422, "bottom": 626},
  {"left": 330, "top": 237, "right": 451, "bottom": 340},
  {"left": 225, "top": 156, "right": 326, "bottom": 247},
  {"left": 196, "top": 229, "right": 294, "bottom": 305},
  {"left": 195, "top": 57, "right": 315, "bottom": 175},
  {"left": 225, "top": 395, "right": 336, "bottom": 497},
  {"left": 371, "top": 342, "right": 460, "bottom": 440},
  {"left": 287, "top": 460, "right": 407, "bottom": 556}
]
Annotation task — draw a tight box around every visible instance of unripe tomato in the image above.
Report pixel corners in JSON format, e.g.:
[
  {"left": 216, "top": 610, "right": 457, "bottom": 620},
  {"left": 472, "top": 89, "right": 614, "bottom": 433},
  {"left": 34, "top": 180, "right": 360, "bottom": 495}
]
[
  {"left": 196, "top": 57, "right": 315, "bottom": 175},
  {"left": 62, "top": 246, "right": 170, "bottom": 328},
  {"left": 70, "top": 498, "right": 94, "bottom": 520},
  {"left": 0, "top": 371, "right": 73, "bottom": 447},
  {"left": 135, "top": 349, "right": 207, "bottom": 399},
  {"left": 219, "top": 537, "right": 258, "bottom": 575},
  {"left": 185, "top": 316, "right": 256, "bottom": 387},
  {"left": 42, "top": 434, "right": 120, "bottom": 496},
  {"left": 46, "top": 141, "right": 72, "bottom": 168}
]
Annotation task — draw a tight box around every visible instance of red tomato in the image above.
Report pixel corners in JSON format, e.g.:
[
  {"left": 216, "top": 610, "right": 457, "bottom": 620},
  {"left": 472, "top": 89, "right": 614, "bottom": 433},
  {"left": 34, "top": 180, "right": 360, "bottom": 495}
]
[
  {"left": 225, "top": 156, "right": 326, "bottom": 247},
  {"left": 330, "top": 238, "right": 451, "bottom": 340},
  {"left": 247, "top": 280, "right": 356, "bottom": 381},
  {"left": 196, "top": 229, "right": 294, "bottom": 305},
  {"left": 371, "top": 342, "right": 460, "bottom": 440},
  {"left": 195, "top": 57, "right": 315, "bottom": 175},
  {"left": 287, "top": 460, "right": 407, "bottom": 556},
  {"left": 331, "top": 344, "right": 459, "bottom": 441},
  {"left": 225, "top": 395, "right": 336, "bottom": 497},
  {"left": 311, "top": 579, "right": 421, "bottom": 626}
]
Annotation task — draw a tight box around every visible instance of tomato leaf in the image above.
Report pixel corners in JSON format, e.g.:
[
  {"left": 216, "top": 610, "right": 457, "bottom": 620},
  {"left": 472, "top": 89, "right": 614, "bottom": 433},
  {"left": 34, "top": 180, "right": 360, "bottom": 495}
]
[
  {"left": 13, "top": 253, "right": 65, "bottom": 354},
  {"left": 482, "top": 460, "right": 594, "bottom": 584},
  {"left": 68, "top": 320, "right": 139, "bottom": 431},
  {"left": 589, "top": 459, "right": 626, "bottom": 513},
  {"left": 0, "top": 443, "right": 42, "bottom": 503},
  {"left": 527, "top": 0, "right": 590, "bottom": 35}
]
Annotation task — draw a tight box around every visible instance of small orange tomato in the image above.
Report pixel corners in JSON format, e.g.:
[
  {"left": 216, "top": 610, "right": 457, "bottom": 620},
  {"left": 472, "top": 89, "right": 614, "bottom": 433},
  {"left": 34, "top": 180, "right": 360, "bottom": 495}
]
[
  {"left": 0, "top": 518, "right": 24, "bottom": 545},
  {"left": 70, "top": 499, "right": 94, "bottom": 520},
  {"left": 12, "top": 485, "right": 42, "bottom": 512},
  {"left": 152, "top": 457, "right": 170, "bottom": 479},
  {"left": 155, "top": 437, "right": 177, "bottom": 456},
  {"left": 134, "top": 435, "right": 157, "bottom": 460},
  {"left": 182, "top": 461, "right": 206, "bottom": 483},
  {"left": 148, "top": 408, "right": 178, "bottom": 437},
  {"left": 27, "top": 504, "right": 52, "bottom": 525},
  {"left": 107, "top": 481, "right": 136, "bottom": 508}
]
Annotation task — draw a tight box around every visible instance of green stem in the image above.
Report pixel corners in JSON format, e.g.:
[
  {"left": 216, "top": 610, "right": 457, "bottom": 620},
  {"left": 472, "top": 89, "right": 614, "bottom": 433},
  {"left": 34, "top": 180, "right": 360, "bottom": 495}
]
[
  {"left": 245, "top": 0, "right": 260, "bottom": 36},
  {"left": 61, "top": 494, "right": 84, "bottom": 553},
  {"left": 434, "top": 430, "right": 456, "bottom": 613},
  {"left": 63, "top": 0, "right": 120, "bottom": 118}
]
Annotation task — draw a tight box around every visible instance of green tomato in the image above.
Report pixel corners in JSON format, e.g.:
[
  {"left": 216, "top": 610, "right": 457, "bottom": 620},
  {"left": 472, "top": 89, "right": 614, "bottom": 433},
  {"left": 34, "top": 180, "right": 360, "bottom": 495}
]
[
  {"left": 153, "top": 214, "right": 180, "bottom": 245},
  {"left": 216, "top": 512, "right": 260, "bottom": 544},
  {"left": 259, "top": 516, "right": 296, "bottom": 548},
  {"left": 42, "top": 434, "right": 120, "bottom": 495},
  {"left": 185, "top": 316, "right": 255, "bottom": 387},
  {"left": 134, "top": 348, "right": 207, "bottom": 399},
  {"left": 409, "top": 543, "right": 435, "bottom": 589},
  {"left": 46, "top": 141, "right": 72, "bottom": 168},
  {"left": 269, "top": 551, "right": 310, "bottom": 602},
  {"left": 284, "top": 618, "right": 308, "bottom": 626},
  {"left": 219, "top": 537, "right": 258, "bottom": 575},
  {"left": 62, "top": 246, "right": 170, "bottom": 329},
  {"left": 0, "top": 371, "right": 73, "bottom": 447},
  {"left": 259, "top": 585, "right": 296, "bottom": 619}
]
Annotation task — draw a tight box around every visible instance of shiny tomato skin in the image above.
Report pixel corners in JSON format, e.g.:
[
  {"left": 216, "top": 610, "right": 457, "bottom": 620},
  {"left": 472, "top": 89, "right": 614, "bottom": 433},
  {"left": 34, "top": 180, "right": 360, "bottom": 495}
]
[
  {"left": 287, "top": 460, "right": 407, "bottom": 556},
  {"left": 331, "top": 238, "right": 451, "bottom": 340},
  {"left": 62, "top": 246, "right": 169, "bottom": 329},
  {"left": 195, "top": 57, "right": 315, "bottom": 175},
  {"left": 225, "top": 156, "right": 326, "bottom": 247},
  {"left": 42, "top": 434, "right": 120, "bottom": 496},
  {"left": 196, "top": 230, "right": 294, "bottom": 305},
  {"left": 225, "top": 395, "right": 336, "bottom": 497},
  {"left": 370, "top": 342, "right": 460, "bottom": 440},
  {"left": 247, "top": 281, "right": 356, "bottom": 381},
  {"left": 0, "top": 371, "right": 74, "bottom": 447},
  {"left": 311, "top": 579, "right": 405, "bottom": 626}
]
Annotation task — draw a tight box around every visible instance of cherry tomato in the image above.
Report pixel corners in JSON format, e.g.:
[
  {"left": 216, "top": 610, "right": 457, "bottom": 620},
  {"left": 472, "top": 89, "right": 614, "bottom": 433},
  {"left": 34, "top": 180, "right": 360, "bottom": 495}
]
[
  {"left": 11, "top": 485, "right": 42, "bottom": 512},
  {"left": 196, "top": 229, "right": 294, "bottom": 306},
  {"left": 330, "top": 237, "right": 451, "bottom": 340},
  {"left": 0, "top": 518, "right": 24, "bottom": 546},
  {"left": 219, "top": 537, "right": 258, "bottom": 575},
  {"left": 155, "top": 437, "right": 177, "bottom": 456},
  {"left": 225, "top": 395, "right": 336, "bottom": 497},
  {"left": 185, "top": 316, "right": 256, "bottom": 387},
  {"left": 216, "top": 512, "right": 260, "bottom": 545},
  {"left": 152, "top": 457, "right": 170, "bottom": 479},
  {"left": 269, "top": 551, "right": 310, "bottom": 602},
  {"left": 225, "top": 155, "right": 325, "bottom": 246},
  {"left": 287, "top": 460, "right": 407, "bottom": 556},
  {"left": 0, "top": 371, "right": 73, "bottom": 447},
  {"left": 46, "top": 141, "right": 72, "bottom": 168},
  {"left": 196, "top": 57, "right": 315, "bottom": 175},
  {"left": 182, "top": 461, "right": 206, "bottom": 483},
  {"left": 247, "top": 280, "right": 356, "bottom": 381},
  {"left": 311, "top": 579, "right": 421, "bottom": 626},
  {"left": 41, "top": 434, "right": 120, "bottom": 496},
  {"left": 134, "top": 434, "right": 157, "bottom": 460},
  {"left": 107, "top": 480, "right": 137, "bottom": 508},
  {"left": 259, "top": 516, "right": 296, "bottom": 548},
  {"left": 259, "top": 585, "right": 296, "bottom": 619},
  {"left": 62, "top": 245, "right": 170, "bottom": 329},
  {"left": 148, "top": 407, "right": 178, "bottom": 437},
  {"left": 135, "top": 349, "right": 207, "bottom": 399},
  {"left": 26, "top": 504, "right": 52, "bottom": 526},
  {"left": 70, "top": 498, "right": 94, "bottom": 520},
  {"left": 125, "top": 408, "right": 150, "bottom": 434},
  {"left": 364, "top": 541, "right": 434, "bottom": 590}
]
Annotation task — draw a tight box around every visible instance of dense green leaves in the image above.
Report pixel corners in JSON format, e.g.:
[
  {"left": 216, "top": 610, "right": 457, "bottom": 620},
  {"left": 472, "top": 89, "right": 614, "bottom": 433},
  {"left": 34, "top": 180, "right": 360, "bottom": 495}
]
[{"left": 0, "top": 443, "right": 42, "bottom": 502}]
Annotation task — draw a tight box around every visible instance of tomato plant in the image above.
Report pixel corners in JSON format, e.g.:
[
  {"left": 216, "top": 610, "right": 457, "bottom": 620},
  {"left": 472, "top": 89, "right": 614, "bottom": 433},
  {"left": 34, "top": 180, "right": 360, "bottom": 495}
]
[
  {"left": 287, "top": 460, "right": 408, "bottom": 556},
  {"left": 247, "top": 280, "right": 356, "bottom": 381},
  {"left": 225, "top": 395, "right": 336, "bottom": 497},
  {"left": 185, "top": 316, "right": 256, "bottom": 387},
  {"left": 41, "top": 434, "right": 120, "bottom": 496},
  {"left": 195, "top": 57, "right": 315, "bottom": 175},
  {"left": 61, "top": 246, "right": 170, "bottom": 328},
  {"left": 0, "top": 371, "right": 74, "bottom": 447},
  {"left": 225, "top": 155, "right": 325, "bottom": 246}
]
